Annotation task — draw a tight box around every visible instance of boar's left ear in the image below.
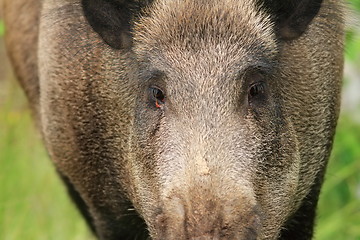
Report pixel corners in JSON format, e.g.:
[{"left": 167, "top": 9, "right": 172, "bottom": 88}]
[
  {"left": 260, "top": 0, "right": 323, "bottom": 40},
  {"left": 82, "top": 0, "right": 152, "bottom": 49}
]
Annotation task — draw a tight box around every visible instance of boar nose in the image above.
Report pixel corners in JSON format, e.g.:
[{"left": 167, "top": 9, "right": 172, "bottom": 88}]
[
  {"left": 190, "top": 235, "right": 220, "bottom": 240},
  {"left": 154, "top": 192, "right": 261, "bottom": 240},
  {"left": 190, "top": 233, "right": 257, "bottom": 240}
]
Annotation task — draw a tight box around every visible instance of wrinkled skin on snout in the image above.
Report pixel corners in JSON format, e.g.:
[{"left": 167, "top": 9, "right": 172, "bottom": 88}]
[{"left": 4, "top": 0, "right": 344, "bottom": 239}]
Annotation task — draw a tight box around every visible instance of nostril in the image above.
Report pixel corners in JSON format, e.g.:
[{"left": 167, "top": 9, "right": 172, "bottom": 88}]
[
  {"left": 156, "top": 192, "right": 262, "bottom": 239},
  {"left": 190, "top": 235, "right": 217, "bottom": 240}
]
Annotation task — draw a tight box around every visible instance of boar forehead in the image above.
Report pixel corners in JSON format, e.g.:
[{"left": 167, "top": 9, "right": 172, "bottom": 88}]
[
  {"left": 134, "top": 0, "right": 277, "bottom": 66},
  {"left": 133, "top": 0, "right": 279, "bottom": 117}
]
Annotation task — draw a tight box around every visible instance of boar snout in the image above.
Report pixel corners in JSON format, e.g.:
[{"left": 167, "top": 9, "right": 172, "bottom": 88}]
[{"left": 152, "top": 188, "right": 262, "bottom": 240}]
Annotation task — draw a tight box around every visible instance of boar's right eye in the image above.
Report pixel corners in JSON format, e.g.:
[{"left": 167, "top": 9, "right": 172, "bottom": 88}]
[
  {"left": 247, "top": 72, "right": 268, "bottom": 105},
  {"left": 149, "top": 87, "right": 165, "bottom": 109},
  {"left": 249, "top": 82, "right": 266, "bottom": 99}
]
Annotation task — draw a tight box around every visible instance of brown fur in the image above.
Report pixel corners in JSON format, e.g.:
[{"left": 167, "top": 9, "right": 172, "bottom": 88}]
[
  {"left": 4, "top": 0, "right": 344, "bottom": 239},
  {"left": 3, "top": 0, "right": 40, "bottom": 123}
]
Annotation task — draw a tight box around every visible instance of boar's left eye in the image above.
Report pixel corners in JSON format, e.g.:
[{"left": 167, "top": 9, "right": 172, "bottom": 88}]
[
  {"left": 150, "top": 87, "right": 165, "bottom": 108},
  {"left": 248, "top": 81, "right": 267, "bottom": 104},
  {"left": 249, "top": 82, "right": 266, "bottom": 98}
]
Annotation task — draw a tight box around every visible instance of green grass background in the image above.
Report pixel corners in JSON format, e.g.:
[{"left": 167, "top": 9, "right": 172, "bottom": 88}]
[{"left": 1, "top": 1, "right": 360, "bottom": 239}]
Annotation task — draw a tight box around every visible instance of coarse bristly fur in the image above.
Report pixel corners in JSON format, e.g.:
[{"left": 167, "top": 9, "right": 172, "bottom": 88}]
[{"left": 3, "top": 0, "right": 344, "bottom": 239}]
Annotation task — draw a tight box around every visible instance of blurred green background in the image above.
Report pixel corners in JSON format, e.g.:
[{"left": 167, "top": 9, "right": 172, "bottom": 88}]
[{"left": 0, "top": 1, "right": 359, "bottom": 240}]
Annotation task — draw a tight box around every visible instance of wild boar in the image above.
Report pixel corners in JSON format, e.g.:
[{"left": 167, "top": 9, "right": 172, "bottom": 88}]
[{"left": 4, "top": 0, "right": 344, "bottom": 239}]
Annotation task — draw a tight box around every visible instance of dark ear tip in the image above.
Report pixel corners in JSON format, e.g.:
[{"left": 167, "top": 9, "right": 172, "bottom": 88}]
[
  {"left": 119, "top": 32, "right": 134, "bottom": 49},
  {"left": 278, "top": 28, "right": 298, "bottom": 41},
  {"left": 82, "top": 0, "right": 135, "bottom": 49},
  {"left": 277, "top": 25, "right": 307, "bottom": 41},
  {"left": 266, "top": 0, "right": 323, "bottom": 41},
  {"left": 101, "top": 30, "right": 133, "bottom": 50},
  {"left": 102, "top": 34, "right": 124, "bottom": 50}
]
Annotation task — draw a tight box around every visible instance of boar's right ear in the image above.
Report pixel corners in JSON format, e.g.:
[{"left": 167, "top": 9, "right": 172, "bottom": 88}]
[
  {"left": 82, "top": 0, "right": 150, "bottom": 49},
  {"left": 261, "top": 0, "right": 323, "bottom": 40}
]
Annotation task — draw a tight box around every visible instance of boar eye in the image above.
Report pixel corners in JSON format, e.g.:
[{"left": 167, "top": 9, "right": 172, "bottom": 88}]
[
  {"left": 248, "top": 82, "right": 267, "bottom": 103},
  {"left": 150, "top": 87, "right": 165, "bottom": 108}
]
